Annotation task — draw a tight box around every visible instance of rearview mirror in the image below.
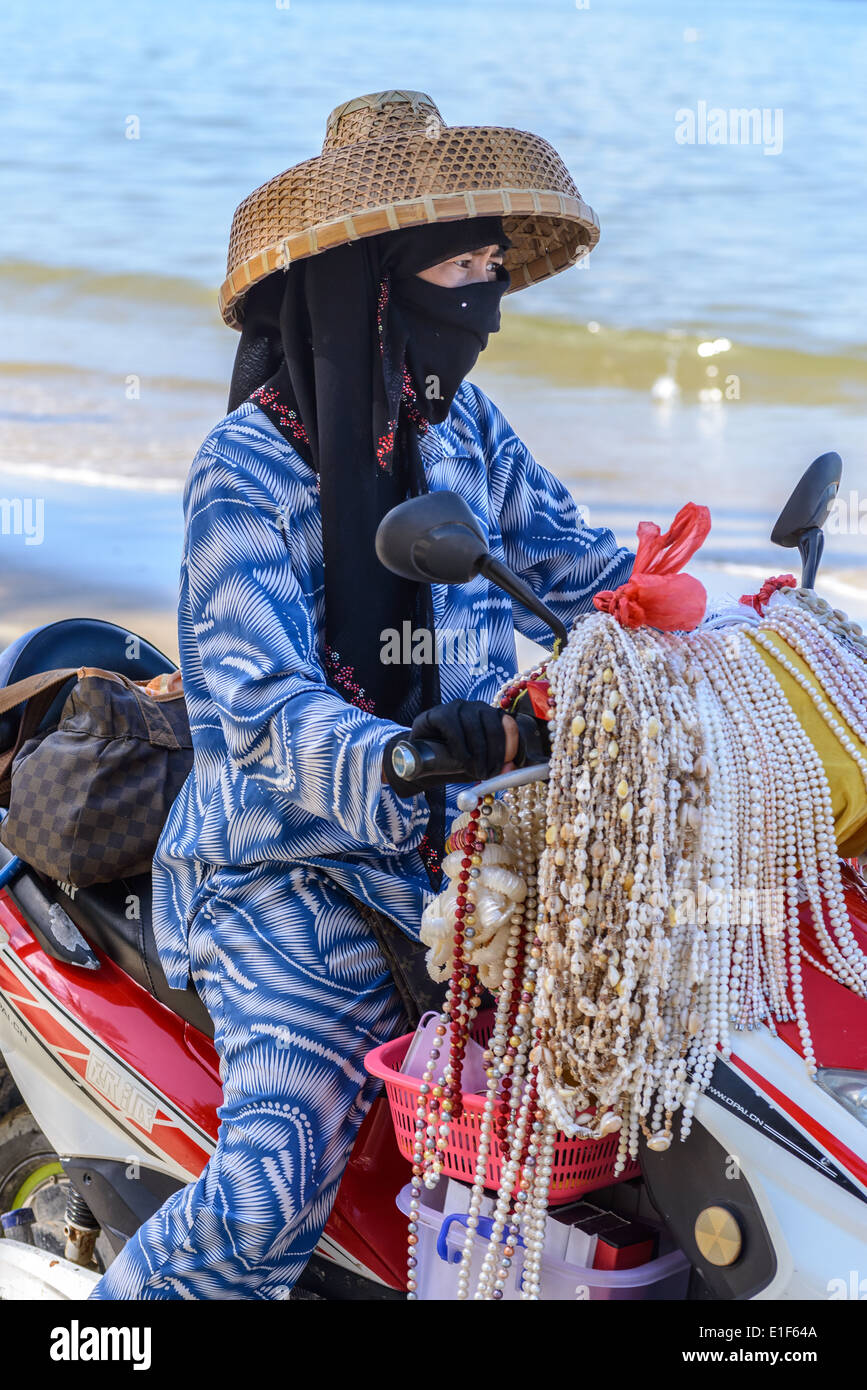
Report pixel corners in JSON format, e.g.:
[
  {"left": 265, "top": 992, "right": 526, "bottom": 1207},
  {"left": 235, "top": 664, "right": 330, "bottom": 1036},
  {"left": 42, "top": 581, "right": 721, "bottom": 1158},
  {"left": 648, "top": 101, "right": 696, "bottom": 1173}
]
[
  {"left": 771, "top": 452, "right": 842, "bottom": 548},
  {"left": 375, "top": 492, "right": 569, "bottom": 648},
  {"left": 771, "top": 452, "right": 842, "bottom": 590},
  {"left": 374, "top": 491, "right": 488, "bottom": 585}
]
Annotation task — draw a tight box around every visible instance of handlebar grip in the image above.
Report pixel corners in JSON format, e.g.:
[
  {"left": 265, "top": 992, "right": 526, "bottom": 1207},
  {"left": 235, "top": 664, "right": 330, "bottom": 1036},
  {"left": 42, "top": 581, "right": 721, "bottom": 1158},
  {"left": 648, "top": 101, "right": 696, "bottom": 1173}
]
[{"left": 389, "top": 737, "right": 472, "bottom": 784}]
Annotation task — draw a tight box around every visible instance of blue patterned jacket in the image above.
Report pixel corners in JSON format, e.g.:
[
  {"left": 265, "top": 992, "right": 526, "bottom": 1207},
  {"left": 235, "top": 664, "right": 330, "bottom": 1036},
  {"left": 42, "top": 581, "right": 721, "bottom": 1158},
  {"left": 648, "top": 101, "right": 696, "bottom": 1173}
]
[{"left": 152, "top": 382, "right": 634, "bottom": 989}]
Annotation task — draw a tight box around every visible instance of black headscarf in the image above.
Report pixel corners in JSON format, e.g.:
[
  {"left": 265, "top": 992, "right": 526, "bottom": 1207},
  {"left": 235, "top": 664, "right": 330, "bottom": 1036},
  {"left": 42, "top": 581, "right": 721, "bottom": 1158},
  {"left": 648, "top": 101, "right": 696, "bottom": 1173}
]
[{"left": 227, "top": 216, "right": 510, "bottom": 884}]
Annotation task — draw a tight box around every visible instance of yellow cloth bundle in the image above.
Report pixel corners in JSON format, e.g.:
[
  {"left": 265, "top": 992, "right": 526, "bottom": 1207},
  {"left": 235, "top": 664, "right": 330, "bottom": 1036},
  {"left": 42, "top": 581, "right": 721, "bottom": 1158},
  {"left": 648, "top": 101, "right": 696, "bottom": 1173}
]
[{"left": 752, "top": 630, "right": 867, "bottom": 857}]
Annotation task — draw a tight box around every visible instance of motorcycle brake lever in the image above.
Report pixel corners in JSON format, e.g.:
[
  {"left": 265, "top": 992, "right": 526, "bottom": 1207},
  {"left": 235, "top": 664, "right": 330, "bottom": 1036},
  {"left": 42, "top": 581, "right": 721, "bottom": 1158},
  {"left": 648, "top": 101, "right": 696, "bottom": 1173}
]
[{"left": 456, "top": 760, "right": 550, "bottom": 811}]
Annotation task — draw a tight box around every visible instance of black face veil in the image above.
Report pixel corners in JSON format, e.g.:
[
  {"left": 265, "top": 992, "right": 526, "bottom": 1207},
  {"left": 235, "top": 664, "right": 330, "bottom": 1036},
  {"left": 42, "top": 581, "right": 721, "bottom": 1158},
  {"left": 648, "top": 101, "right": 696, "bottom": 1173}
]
[{"left": 227, "top": 217, "right": 510, "bottom": 882}]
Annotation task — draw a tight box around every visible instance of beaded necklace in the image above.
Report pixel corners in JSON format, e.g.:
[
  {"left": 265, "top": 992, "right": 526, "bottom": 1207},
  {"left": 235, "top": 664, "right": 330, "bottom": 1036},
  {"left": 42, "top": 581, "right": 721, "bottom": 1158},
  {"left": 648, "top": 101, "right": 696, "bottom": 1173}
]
[{"left": 412, "top": 588, "right": 867, "bottom": 1299}]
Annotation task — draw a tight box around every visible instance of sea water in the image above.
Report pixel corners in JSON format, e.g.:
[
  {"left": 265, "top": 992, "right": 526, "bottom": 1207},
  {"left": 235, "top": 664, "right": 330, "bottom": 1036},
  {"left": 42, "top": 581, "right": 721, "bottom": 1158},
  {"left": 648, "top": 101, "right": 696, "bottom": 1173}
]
[{"left": 0, "top": 0, "right": 864, "bottom": 612}]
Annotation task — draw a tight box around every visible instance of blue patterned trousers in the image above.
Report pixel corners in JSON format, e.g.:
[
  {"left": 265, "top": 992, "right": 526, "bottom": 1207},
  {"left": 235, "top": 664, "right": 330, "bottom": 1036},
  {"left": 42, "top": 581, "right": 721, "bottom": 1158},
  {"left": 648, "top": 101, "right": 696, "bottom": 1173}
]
[{"left": 89, "top": 865, "right": 405, "bottom": 1299}]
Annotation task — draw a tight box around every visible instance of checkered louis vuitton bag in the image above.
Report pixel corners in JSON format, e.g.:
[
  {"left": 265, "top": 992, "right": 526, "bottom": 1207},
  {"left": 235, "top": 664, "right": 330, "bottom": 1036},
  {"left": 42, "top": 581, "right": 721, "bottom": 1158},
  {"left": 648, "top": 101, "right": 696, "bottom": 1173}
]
[{"left": 0, "top": 665, "right": 193, "bottom": 887}]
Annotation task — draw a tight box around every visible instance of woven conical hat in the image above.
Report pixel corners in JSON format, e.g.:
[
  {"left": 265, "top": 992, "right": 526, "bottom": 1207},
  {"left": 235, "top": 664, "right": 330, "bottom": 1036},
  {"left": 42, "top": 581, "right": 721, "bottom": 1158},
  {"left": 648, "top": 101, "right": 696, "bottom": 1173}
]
[{"left": 220, "top": 89, "right": 599, "bottom": 328}]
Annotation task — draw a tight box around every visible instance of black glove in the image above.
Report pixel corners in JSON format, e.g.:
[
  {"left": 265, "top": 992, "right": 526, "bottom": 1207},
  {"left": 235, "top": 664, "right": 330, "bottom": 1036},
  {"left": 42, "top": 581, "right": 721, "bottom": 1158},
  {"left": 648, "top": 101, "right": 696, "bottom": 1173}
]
[
  {"left": 383, "top": 699, "right": 511, "bottom": 798},
  {"left": 414, "top": 700, "right": 509, "bottom": 781}
]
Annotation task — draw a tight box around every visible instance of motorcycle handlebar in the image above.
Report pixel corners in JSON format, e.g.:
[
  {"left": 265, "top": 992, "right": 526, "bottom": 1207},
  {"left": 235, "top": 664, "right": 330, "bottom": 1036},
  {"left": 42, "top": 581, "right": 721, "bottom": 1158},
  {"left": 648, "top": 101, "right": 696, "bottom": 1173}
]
[
  {"left": 389, "top": 709, "right": 552, "bottom": 788},
  {"left": 388, "top": 737, "right": 475, "bottom": 785}
]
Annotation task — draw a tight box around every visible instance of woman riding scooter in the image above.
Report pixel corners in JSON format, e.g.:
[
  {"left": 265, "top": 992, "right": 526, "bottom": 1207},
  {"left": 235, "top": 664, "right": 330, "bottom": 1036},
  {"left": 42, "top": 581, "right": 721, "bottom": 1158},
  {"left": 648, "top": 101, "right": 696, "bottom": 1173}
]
[{"left": 89, "top": 89, "right": 633, "bottom": 1300}]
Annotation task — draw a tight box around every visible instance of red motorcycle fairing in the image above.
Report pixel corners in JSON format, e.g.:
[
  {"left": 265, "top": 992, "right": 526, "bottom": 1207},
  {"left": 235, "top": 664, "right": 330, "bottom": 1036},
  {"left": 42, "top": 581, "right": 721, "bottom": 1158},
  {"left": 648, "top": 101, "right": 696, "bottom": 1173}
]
[
  {"left": 0, "top": 888, "right": 410, "bottom": 1291},
  {"left": 775, "top": 862, "right": 867, "bottom": 1072},
  {"left": 3, "top": 862, "right": 867, "bottom": 1294}
]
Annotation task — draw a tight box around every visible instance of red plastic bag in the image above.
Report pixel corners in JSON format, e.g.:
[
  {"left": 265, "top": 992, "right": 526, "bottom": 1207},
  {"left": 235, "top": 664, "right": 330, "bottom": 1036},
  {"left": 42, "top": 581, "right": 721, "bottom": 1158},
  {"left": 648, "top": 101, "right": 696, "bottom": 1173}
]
[
  {"left": 593, "top": 503, "right": 711, "bottom": 632},
  {"left": 739, "top": 574, "right": 797, "bottom": 615}
]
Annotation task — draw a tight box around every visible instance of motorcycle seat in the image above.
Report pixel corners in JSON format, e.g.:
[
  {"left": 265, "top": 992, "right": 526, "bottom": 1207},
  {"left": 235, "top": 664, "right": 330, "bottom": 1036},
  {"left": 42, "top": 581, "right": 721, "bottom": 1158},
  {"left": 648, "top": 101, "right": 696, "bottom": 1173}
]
[
  {"left": 0, "top": 616, "right": 177, "bottom": 754},
  {"left": 43, "top": 867, "right": 215, "bottom": 1039},
  {"left": 0, "top": 617, "right": 214, "bottom": 1038}
]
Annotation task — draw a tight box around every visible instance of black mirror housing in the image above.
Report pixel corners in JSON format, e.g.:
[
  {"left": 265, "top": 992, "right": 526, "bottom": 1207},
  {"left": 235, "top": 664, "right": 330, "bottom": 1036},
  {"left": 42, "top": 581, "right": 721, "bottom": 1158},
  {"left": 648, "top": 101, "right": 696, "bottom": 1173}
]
[
  {"left": 771, "top": 453, "right": 842, "bottom": 549},
  {"left": 375, "top": 491, "right": 489, "bottom": 584}
]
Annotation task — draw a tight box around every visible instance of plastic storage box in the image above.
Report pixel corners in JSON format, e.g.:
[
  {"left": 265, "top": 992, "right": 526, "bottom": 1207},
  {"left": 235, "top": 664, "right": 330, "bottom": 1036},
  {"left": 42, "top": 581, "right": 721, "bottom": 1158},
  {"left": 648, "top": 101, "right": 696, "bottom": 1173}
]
[{"left": 396, "top": 1183, "right": 690, "bottom": 1301}]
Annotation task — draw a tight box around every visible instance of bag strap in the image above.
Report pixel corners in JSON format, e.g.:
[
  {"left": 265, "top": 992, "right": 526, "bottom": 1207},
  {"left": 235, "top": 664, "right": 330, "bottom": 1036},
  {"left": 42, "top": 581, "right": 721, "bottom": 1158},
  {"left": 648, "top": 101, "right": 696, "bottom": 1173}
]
[
  {"left": 0, "top": 666, "right": 80, "bottom": 718},
  {"left": 0, "top": 667, "right": 80, "bottom": 805},
  {"left": 76, "top": 667, "right": 184, "bottom": 751}
]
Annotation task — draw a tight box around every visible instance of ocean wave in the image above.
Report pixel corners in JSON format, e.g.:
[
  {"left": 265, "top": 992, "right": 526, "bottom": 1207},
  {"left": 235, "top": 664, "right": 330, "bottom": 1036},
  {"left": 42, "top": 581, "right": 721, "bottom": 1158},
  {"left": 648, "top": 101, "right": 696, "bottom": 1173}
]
[
  {"left": 0, "top": 259, "right": 215, "bottom": 311},
  {"left": 0, "top": 358, "right": 225, "bottom": 397},
  {"left": 485, "top": 313, "right": 867, "bottom": 408},
  {"left": 0, "top": 458, "right": 182, "bottom": 493},
  {"left": 4, "top": 260, "right": 867, "bottom": 407},
  {"left": 703, "top": 560, "right": 867, "bottom": 603}
]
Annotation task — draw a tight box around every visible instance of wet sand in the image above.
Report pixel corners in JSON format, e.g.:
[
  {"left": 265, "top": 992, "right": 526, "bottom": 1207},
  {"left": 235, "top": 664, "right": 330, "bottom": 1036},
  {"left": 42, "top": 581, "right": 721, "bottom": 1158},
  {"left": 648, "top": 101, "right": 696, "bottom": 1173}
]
[
  {"left": 2, "top": 446, "right": 865, "bottom": 675},
  {"left": 0, "top": 465, "right": 182, "bottom": 661},
  {"left": 0, "top": 570, "right": 179, "bottom": 664}
]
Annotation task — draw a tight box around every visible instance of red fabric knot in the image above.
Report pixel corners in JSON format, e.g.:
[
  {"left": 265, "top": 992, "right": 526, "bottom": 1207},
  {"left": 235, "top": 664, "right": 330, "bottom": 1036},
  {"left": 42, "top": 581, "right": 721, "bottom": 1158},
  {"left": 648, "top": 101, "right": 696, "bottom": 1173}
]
[
  {"left": 593, "top": 502, "right": 711, "bottom": 632},
  {"left": 739, "top": 573, "right": 798, "bottom": 615}
]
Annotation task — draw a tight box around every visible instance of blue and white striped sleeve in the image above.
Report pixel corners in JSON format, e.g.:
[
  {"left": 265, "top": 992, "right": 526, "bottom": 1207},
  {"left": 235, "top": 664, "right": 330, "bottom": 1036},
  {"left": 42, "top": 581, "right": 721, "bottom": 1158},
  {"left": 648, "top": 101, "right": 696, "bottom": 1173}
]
[
  {"left": 481, "top": 394, "right": 634, "bottom": 643},
  {"left": 183, "top": 443, "right": 428, "bottom": 854}
]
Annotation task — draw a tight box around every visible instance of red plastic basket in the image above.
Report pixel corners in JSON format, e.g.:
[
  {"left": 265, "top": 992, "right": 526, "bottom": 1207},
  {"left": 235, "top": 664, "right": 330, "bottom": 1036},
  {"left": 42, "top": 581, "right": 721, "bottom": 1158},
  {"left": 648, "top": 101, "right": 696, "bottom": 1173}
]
[{"left": 364, "top": 1014, "right": 640, "bottom": 1205}]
